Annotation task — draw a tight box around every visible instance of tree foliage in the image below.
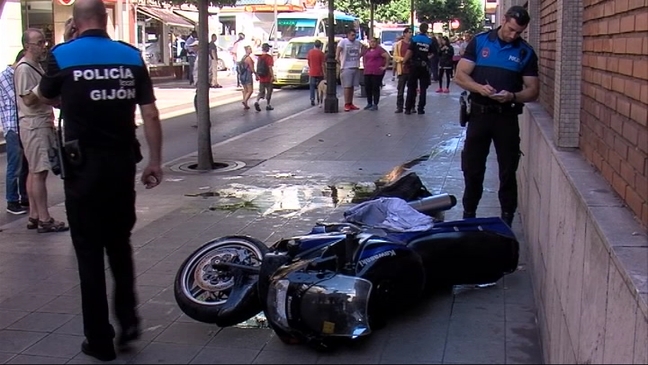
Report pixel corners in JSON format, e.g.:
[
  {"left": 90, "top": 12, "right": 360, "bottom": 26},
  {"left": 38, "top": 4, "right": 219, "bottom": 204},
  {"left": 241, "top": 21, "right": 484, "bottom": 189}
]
[
  {"left": 414, "top": 0, "right": 484, "bottom": 33},
  {"left": 334, "top": 0, "right": 483, "bottom": 33},
  {"left": 335, "top": 0, "right": 411, "bottom": 24}
]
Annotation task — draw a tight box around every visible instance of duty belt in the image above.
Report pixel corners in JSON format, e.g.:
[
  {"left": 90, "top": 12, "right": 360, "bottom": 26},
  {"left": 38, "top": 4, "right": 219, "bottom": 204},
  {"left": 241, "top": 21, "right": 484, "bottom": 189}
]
[{"left": 470, "top": 102, "right": 520, "bottom": 115}]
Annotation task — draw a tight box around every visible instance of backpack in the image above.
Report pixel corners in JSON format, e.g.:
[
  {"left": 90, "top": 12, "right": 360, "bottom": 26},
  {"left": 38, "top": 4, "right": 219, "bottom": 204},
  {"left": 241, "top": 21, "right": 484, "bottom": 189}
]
[
  {"left": 256, "top": 55, "right": 269, "bottom": 77},
  {"left": 237, "top": 56, "right": 248, "bottom": 74},
  {"left": 371, "top": 171, "right": 432, "bottom": 202}
]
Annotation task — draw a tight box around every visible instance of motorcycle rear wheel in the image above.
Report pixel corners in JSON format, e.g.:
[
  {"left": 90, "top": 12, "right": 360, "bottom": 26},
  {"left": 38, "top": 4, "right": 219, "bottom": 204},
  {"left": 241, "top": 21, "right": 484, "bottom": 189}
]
[{"left": 174, "top": 235, "right": 268, "bottom": 325}]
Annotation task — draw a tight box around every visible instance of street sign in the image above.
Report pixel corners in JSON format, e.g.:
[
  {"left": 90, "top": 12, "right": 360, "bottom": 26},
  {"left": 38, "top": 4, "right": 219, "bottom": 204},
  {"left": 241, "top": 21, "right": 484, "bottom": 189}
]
[{"left": 58, "top": 0, "right": 75, "bottom": 5}]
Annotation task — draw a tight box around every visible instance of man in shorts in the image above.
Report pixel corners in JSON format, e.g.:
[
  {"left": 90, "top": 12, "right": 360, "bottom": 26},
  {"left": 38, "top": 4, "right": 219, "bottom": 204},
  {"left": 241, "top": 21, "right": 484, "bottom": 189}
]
[
  {"left": 336, "top": 28, "right": 367, "bottom": 112},
  {"left": 254, "top": 43, "right": 275, "bottom": 111},
  {"left": 14, "top": 28, "right": 68, "bottom": 233}
]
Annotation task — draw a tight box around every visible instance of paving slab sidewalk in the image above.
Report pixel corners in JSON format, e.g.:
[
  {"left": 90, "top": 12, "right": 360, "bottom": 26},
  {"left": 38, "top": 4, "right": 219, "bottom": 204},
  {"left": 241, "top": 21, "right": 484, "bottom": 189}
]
[{"left": 0, "top": 85, "right": 544, "bottom": 364}]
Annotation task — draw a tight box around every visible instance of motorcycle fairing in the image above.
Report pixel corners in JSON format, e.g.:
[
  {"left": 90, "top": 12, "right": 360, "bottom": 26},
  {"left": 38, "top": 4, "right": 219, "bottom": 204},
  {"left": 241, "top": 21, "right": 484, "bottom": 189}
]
[
  {"left": 270, "top": 232, "right": 347, "bottom": 258},
  {"left": 402, "top": 217, "right": 520, "bottom": 287},
  {"left": 353, "top": 238, "right": 427, "bottom": 317},
  {"left": 265, "top": 270, "right": 373, "bottom": 346},
  {"left": 207, "top": 266, "right": 263, "bottom": 327}
]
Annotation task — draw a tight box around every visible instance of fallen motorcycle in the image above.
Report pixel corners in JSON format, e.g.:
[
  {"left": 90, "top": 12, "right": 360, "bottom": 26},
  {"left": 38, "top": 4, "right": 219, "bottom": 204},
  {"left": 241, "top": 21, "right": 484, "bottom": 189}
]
[{"left": 174, "top": 181, "right": 520, "bottom": 348}]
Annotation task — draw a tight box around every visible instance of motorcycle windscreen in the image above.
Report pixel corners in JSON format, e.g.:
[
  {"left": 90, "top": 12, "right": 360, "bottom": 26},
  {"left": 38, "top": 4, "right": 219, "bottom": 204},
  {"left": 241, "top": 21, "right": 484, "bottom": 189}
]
[{"left": 302, "top": 275, "right": 373, "bottom": 338}]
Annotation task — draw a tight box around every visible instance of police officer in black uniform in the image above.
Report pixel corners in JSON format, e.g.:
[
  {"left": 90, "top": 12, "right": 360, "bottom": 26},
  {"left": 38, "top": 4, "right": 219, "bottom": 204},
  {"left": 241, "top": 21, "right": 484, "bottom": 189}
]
[
  {"left": 38, "top": 0, "right": 163, "bottom": 360},
  {"left": 454, "top": 6, "right": 539, "bottom": 227},
  {"left": 402, "top": 23, "right": 438, "bottom": 115}
]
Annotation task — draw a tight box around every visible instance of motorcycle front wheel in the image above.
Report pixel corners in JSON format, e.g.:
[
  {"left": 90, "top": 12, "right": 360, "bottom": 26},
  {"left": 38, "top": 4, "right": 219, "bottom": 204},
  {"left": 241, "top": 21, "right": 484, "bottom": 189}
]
[{"left": 173, "top": 235, "right": 268, "bottom": 326}]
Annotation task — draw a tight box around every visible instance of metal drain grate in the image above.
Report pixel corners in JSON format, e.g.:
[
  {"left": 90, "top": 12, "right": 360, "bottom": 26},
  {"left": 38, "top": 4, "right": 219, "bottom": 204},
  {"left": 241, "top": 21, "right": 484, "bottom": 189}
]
[{"left": 168, "top": 160, "right": 246, "bottom": 174}]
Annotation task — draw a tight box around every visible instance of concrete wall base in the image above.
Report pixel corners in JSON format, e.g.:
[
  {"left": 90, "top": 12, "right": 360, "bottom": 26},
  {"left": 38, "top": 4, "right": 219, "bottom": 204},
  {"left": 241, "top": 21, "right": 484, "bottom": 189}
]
[{"left": 518, "top": 103, "right": 648, "bottom": 364}]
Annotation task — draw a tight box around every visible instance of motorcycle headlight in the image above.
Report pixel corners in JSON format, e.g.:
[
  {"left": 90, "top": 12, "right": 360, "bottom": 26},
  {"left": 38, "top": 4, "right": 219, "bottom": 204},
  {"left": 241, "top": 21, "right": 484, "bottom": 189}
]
[
  {"left": 267, "top": 279, "right": 290, "bottom": 329},
  {"left": 266, "top": 271, "right": 373, "bottom": 339},
  {"left": 299, "top": 275, "right": 372, "bottom": 338}
]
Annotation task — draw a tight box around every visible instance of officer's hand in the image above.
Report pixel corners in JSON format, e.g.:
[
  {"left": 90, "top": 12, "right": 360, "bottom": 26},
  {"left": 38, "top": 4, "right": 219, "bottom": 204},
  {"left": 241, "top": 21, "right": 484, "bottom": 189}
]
[
  {"left": 489, "top": 90, "right": 513, "bottom": 103},
  {"left": 141, "top": 165, "right": 163, "bottom": 189},
  {"left": 478, "top": 84, "right": 497, "bottom": 97}
]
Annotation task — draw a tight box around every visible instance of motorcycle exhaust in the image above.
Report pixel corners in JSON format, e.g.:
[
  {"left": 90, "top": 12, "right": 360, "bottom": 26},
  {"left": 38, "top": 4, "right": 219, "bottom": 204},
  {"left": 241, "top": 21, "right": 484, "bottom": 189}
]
[{"left": 408, "top": 193, "right": 457, "bottom": 215}]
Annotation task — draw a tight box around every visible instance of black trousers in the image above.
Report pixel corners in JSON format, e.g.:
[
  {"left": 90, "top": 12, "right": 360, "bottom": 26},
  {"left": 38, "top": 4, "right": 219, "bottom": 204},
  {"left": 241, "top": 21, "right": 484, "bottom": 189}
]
[
  {"left": 439, "top": 68, "right": 453, "bottom": 89},
  {"left": 64, "top": 147, "right": 139, "bottom": 343},
  {"left": 405, "top": 66, "right": 431, "bottom": 111},
  {"left": 461, "top": 112, "right": 521, "bottom": 215},
  {"left": 429, "top": 57, "right": 439, "bottom": 81},
  {"left": 364, "top": 74, "right": 383, "bottom": 105},
  {"left": 396, "top": 73, "right": 410, "bottom": 110}
]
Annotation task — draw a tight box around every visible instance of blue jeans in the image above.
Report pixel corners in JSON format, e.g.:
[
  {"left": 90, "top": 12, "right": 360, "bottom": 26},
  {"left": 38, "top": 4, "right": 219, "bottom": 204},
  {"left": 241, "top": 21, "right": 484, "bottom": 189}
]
[
  {"left": 309, "top": 76, "right": 324, "bottom": 102},
  {"left": 5, "top": 130, "right": 28, "bottom": 203}
]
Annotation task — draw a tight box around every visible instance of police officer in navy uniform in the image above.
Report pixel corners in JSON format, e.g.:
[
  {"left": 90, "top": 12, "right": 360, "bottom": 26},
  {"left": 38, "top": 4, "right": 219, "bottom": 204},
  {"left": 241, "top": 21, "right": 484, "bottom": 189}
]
[
  {"left": 37, "top": 0, "right": 163, "bottom": 360},
  {"left": 454, "top": 5, "right": 539, "bottom": 227},
  {"left": 402, "top": 22, "right": 438, "bottom": 115}
]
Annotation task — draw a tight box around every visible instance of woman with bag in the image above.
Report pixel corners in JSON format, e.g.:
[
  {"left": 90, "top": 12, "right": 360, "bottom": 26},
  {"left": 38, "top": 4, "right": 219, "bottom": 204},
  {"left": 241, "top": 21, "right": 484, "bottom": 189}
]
[
  {"left": 436, "top": 36, "right": 454, "bottom": 93},
  {"left": 238, "top": 46, "right": 256, "bottom": 110}
]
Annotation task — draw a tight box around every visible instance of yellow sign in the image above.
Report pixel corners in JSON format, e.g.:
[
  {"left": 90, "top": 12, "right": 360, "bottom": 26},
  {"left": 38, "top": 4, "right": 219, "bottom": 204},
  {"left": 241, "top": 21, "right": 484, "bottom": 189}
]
[{"left": 322, "top": 321, "right": 335, "bottom": 334}]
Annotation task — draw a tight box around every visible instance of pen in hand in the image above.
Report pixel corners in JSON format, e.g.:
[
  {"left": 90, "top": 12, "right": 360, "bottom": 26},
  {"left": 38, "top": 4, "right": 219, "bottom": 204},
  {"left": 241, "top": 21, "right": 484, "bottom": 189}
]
[{"left": 482, "top": 79, "right": 496, "bottom": 96}]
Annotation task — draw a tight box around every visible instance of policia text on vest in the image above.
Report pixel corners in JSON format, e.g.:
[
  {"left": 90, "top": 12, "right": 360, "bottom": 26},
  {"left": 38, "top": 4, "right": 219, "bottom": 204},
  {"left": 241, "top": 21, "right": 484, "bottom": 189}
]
[
  {"left": 454, "top": 9, "right": 539, "bottom": 226},
  {"left": 72, "top": 67, "right": 138, "bottom": 101}
]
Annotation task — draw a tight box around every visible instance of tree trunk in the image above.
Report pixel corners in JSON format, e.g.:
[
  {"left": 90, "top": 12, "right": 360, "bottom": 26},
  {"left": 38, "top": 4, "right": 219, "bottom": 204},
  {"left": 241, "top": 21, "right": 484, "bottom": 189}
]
[
  {"left": 370, "top": 3, "right": 375, "bottom": 38},
  {"left": 196, "top": 0, "right": 214, "bottom": 170}
]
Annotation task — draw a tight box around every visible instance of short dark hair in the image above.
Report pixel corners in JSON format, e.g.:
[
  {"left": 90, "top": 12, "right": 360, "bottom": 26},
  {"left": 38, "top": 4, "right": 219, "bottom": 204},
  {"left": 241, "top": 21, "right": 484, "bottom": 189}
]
[
  {"left": 314, "top": 40, "right": 322, "bottom": 48},
  {"left": 505, "top": 5, "right": 531, "bottom": 26},
  {"left": 15, "top": 49, "right": 25, "bottom": 63},
  {"left": 419, "top": 23, "right": 429, "bottom": 33}
]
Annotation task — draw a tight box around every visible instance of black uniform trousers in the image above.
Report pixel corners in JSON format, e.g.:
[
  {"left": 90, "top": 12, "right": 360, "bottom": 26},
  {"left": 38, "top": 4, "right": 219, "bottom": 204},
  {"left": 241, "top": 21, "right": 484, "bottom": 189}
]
[
  {"left": 461, "top": 111, "right": 521, "bottom": 215},
  {"left": 405, "top": 65, "right": 431, "bottom": 112},
  {"left": 64, "top": 147, "right": 139, "bottom": 343}
]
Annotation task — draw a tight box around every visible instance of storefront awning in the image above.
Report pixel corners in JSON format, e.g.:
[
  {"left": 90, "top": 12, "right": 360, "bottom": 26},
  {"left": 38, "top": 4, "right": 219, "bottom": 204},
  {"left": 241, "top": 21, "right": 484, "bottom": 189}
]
[
  {"left": 137, "top": 6, "right": 195, "bottom": 28},
  {"left": 173, "top": 10, "right": 199, "bottom": 24}
]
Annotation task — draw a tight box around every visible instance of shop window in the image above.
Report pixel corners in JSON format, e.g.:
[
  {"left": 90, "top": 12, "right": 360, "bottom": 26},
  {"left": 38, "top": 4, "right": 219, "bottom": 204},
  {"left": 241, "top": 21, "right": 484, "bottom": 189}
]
[
  {"left": 137, "top": 12, "right": 164, "bottom": 65},
  {"left": 219, "top": 18, "right": 236, "bottom": 36}
]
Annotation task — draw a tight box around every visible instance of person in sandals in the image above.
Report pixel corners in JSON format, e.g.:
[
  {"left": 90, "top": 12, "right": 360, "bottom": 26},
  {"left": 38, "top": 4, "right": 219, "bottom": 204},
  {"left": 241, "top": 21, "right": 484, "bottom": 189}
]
[
  {"left": 239, "top": 45, "right": 255, "bottom": 109},
  {"left": 14, "top": 28, "right": 69, "bottom": 233}
]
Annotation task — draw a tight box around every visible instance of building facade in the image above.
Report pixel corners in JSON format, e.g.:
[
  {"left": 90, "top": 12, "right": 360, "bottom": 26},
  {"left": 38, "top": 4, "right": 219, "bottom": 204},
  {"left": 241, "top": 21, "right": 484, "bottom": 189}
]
[
  {"left": 0, "top": 0, "right": 134, "bottom": 66},
  {"left": 493, "top": 0, "right": 647, "bottom": 363}
]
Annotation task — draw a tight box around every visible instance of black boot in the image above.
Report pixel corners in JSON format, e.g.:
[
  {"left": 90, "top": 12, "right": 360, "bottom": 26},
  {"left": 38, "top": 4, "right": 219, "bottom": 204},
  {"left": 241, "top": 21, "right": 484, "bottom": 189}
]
[
  {"left": 117, "top": 324, "right": 141, "bottom": 349},
  {"left": 462, "top": 211, "right": 476, "bottom": 219},
  {"left": 501, "top": 212, "right": 514, "bottom": 227},
  {"left": 81, "top": 340, "right": 116, "bottom": 361}
]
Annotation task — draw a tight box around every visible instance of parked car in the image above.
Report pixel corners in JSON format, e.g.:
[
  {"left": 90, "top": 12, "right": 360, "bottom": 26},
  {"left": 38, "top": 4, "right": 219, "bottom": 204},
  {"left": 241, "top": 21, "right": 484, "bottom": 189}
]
[
  {"left": 216, "top": 45, "right": 234, "bottom": 71},
  {"left": 273, "top": 36, "right": 341, "bottom": 88}
]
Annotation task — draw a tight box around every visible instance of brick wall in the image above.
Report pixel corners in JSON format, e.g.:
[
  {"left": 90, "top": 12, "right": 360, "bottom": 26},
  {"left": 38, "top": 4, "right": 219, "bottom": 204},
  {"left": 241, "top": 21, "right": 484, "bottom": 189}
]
[
  {"left": 538, "top": 0, "right": 557, "bottom": 115},
  {"left": 580, "top": 0, "right": 648, "bottom": 226}
]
